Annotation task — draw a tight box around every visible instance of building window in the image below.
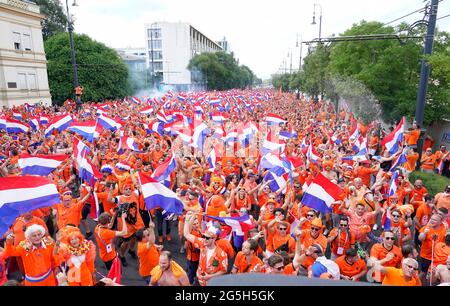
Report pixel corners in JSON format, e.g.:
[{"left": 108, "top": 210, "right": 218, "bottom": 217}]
[
  {"left": 22, "top": 34, "right": 31, "bottom": 51},
  {"left": 149, "top": 62, "right": 163, "bottom": 71},
  {"left": 148, "top": 28, "right": 161, "bottom": 39},
  {"left": 17, "top": 73, "right": 27, "bottom": 89},
  {"left": 7, "top": 82, "right": 17, "bottom": 88},
  {"left": 13, "top": 32, "right": 21, "bottom": 50},
  {"left": 27, "top": 73, "right": 37, "bottom": 90},
  {"left": 149, "top": 51, "right": 162, "bottom": 60}
]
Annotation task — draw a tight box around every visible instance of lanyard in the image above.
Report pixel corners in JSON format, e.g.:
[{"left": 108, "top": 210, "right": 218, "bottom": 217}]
[{"left": 337, "top": 229, "right": 349, "bottom": 249}]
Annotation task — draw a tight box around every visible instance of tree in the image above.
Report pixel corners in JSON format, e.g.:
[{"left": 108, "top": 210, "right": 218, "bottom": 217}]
[
  {"left": 32, "top": 0, "right": 68, "bottom": 41},
  {"left": 188, "top": 52, "right": 256, "bottom": 90},
  {"left": 45, "top": 33, "right": 132, "bottom": 104}
]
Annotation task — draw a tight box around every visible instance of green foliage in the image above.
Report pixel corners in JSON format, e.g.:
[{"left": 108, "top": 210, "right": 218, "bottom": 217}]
[
  {"left": 32, "top": 0, "right": 68, "bottom": 41},
  {"left": 188, "top": 52, "right": 256, "bottom": 90},
  {"left": 271, "top": 73, "right": 293, "bottom": 92},
  {"left": 45, "top": 33, "right": 132, "bottom": 104},
  {"left": 298, "top": 20, "right": 450, "bottom": 125},
  {"left": 409, "top": 171, "right": 450, "bottom": 196}
]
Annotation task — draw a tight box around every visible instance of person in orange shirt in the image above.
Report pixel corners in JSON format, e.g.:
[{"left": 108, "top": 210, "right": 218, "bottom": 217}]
[
  {"left": 54, "top": 189, "right": 92, "bottom": 230},
  {"left": 11, "top": 212, "right": 48, "bottom": 246},
  {"left": 369, "top": 231, "right": 403, "bottom": 283},
  {"left": 267, "top": 221, "right": 296, "bottom": 258},
  {"left": 116, "top": 200, "right": 144, "bottom": 267},
  {"left": 327, "top": 216, "right": 355, "bottom": 260},
  {"left": 136, "top": 224, "right": 162, "bottom": 284},
  {"left": 403, "top": 147, "right": 419, "bottom": 174},
  {"left": 405, "top": 123, "right": 421, "bottom": 147},
  {"left": 431, "top": 233, "right": 450, "bottom": 268},
  {"left": 435, "top": 185, "right": 450, "bottom": 211},
  {"left": 373, "top": 258, "right": 420, "bottom": 286},
  {"left": 54, "top": 230, "right": 96, "bottom": 286},
  {"left": 294, "top": 218, "right": 328, "bottom": 269},
  {"left": 205, "top": 194, "right": 228, "bottom": 218},
  {"left": 94, "top": 212, "right": 128, "bottom": 271},
  {"left": 354, "top": 160, "right": 379, "bottom": 188},
  {"left": 418, "top": 213, "right": 446, "bottom": 275},
  {"left": 4, "top": 225, "right": 61, "bottom": 286},
  {"left": 420, "top": 148, "right": 436, "bottom": 173},
  {"left": 183, "top": 212, "right": 228, "bottom": 286},
  {"left": 335, "top": 248, "right": 368, "bottom": 281},
  {"left": 407, "top": 179, "right": 428, "bottom": 211},
  {"left": 232, "top": 239, "right": 264, "bottom": 274}
]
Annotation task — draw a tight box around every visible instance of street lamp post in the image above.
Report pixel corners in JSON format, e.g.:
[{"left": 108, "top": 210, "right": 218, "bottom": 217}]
[
  {"left": 311, "top": 3, "right": 323, "bottom": 100},
  {"left": 65, "top": 0, "right": 80, "bottom": 109},
  {"left": 311, "top": 4, "right": 323, "bottom": 42},
  {"left": 150, "top": 22, "right": 156, "bottom": 89},
  {"left": 415, "top": 0, "right": 439, "bottom": 169}
]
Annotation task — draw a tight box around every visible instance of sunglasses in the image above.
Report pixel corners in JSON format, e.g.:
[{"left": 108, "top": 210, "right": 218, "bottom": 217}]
[
  {"left": 294, "top": 185, "right": 301, "bottom": 188},
  {"left": 202, "top": 235, "right": 213, "bottom": 240},
  {"left": 278, "top": 228, "right": 287, "bottom": 231},
  {"left": 385, "top": 237, "right": 395, "bottom": 241},
  {"left": 392, "top": 214, "right": 401, "bottom": 218},
  {"left": 274, "top": 266, "right": 284, "bottom": 271},
  {"left": 311, "top": 227, "right": 320, "bottom": 231},
  {"left": 307, "top": 214, "right": 315, "bottom": 217},
  {"left": 339, "top": 224, "right": 348, "bottom": 227},
  {"left": 405, "top": 264, "right": 418, "bottom": 271}
]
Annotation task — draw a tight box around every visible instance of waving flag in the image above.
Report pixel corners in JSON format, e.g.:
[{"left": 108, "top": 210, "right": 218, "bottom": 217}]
[
  {"left": 261, "top": 131, "right": 285, "bottom": 155},
  {"left": 389, "top": 150, "right": 407, "bottom": 173},
  {"left": 349, "top": 121, "right": 359, "bottom": 140},
  {"left": 28, "top": 117, "right": 40, "bottom": 131},
  {"left": 264, "top": 170, "right": 289, "bottom": 193},
  {"left": 191, "top": 123, "right": 210, "bottom": 149},
  {"left": 388, "top": 170, "right": 399, "bottom": 197},
  {"left": 40, "top": 116, "right": 49, "bottom": 125},
  {"left": 13, "top": 112, "right": 22, "bottom": 120},
  {"left": 341, "top": 148, "right": 369, "bottom": 162},
  {"left": 265, "top": 113, "right": 287, "bottom": 125},
  {"left": 0, "top": 116, "right": 6, "bottom": 130},
  {"left": 97, "top": 114, "right": 122, "bottom": 131},
  {"left": 210, "top": 112, "right": 228, "bottom": 124},
  {"left": 73, "top": 137, "right": 91, "bottom": 168},
  {"left": 18, "top": 154, "right": 67, "bottom": 176},
  {"left": 330, "top": 131, "right": 342, "bottom": 146},
  {"left": 307, "top": 144, "right": 320, "bottom": 164},
  {"left": 44, "top": 114, "right": 73, "bottom": 137},
  {"left": 213, "top": 125, "right": 225, "bottom": 139},
  {"left": 117, "top": 136, "right": 141, "bottom": 154},
  {"left": 79, "top": 151, "right": 102, "bottom": 186},
  {"left": 279, "top": 129, "right": 297, "bottom": 141},
  {"left": 302, "top": 173, "right": 342, "bottom": 213},
  {"left": 207, "top": 148, "right": 218, "bottom": 171},
  {"left": 381, "top": 117, "right": 404, "bottom": 154},
  {"left": 131, "top": 96, "right": 142, "bottom": 105},
  {"left": 151, "top": 153, "right": 177, "bottom": 182},
  {"left": 259, "top": 153, "right": 285, "bottom": 170},
  {"left": 0, "top": 176, "right": 60, "bottom": 236},
  {"left": 352, "top": 136, "right": 367, "bottom": 153},
  {"left": 209, "top": 98, "right": 222, "bottom": 105},
  {"left": 107, "top": 257, "right": 122, "bottom": 284},
  {"left": 206, "top": 213, "right": 254, "bottom": 248},
  {"left": 68, "top": 120, "right": 98, "bottom": 142},
  {"left": 145, "top": 120, "right": 164, "bottom": 135},
  {"left": 140, "top": 106, "right": 154, "bottom": 115},
  {"left": 6, "top": 119, "right": 30, "bottom": 133},
  {"left": 139, "top": 173, "right": 184, "bottom": 215}
]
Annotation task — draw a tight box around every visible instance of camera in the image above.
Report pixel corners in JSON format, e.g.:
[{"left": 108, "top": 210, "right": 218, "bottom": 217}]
[{"left": 116, "top": 202, "right": 129, "bottom": 217}]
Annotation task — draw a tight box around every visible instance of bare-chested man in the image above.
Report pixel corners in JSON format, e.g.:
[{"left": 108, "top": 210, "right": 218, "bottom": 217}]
[
  {"left": 434, "top": 255, "right": 450, "bottom": 285},
  {"left": 150, "top": 251, "right": 190, "bottom": 286}
]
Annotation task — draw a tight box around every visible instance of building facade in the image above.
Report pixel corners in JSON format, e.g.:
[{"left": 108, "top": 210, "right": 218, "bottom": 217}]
[
  {"left": 0, "top": 0, "right": 51, "bottom": 107},
  {"left": 216, "top": 37, "right": 231, "bottom": 54},
  {"left": 144, "top": 22, "right": 222, "bottom": 91}
]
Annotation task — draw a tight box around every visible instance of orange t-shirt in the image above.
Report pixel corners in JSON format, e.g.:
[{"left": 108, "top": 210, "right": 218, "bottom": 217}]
[
  {"left": 335, "top": 255, "right": 367, "bottom": 279},
  {"left": 300, "top": 230, "right": 327, "bottom": 268},
  {"left": 94, "top": 225, "right": 116, "bottom": 262},
  {"left": 137, "top": 242, "right": 160, "bottom": 277},
  {"left": 329, "top": 229, "right": 355, "bottom": 256},
  {"left": 382, "top": 267, "right": 420, "bottom": 286},
  {"left": 56, "top": 201, "right": 84, "bottom": 228},
  {"left": 406, "top": 129, "right": 420, "bottom": 146},
  {"left": 415, "top": 203, "right": 432, "bottom": 231},
  {"left": 404, "top": 153, "right": 419, "bottom": 172},
  {"left": 12, "top": 217, "right": 48, "bottom": 246},
  {"left": 370, "top": 243, "right": 403, "bottom": 268},
  {"left": 419, "top": 225, "right": 446, "bottom": 260},
  {"left": 432, "top": 242, "right": 450, "bottom": 266},
  {"left": 233, "top": 251, "right": 264, "bottom": 273}
]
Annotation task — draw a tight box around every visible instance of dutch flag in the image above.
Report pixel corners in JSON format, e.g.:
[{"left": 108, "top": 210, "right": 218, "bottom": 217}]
[
  {"left": 381, "top": 117, "right": 405, "bottom": 154},
  {"left": 44, "top": 114, "right": 73, "bottom": 137}
]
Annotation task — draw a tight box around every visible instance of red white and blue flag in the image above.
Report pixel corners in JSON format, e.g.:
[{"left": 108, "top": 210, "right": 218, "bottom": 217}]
[
  {"left": 0, "top": 176, "right": 60, "bottom": 236},
  {"left": 139, "top": 173, "right": 184, "bottom": 215},
  {"left": 207, "top": 148, "right": 218, "bottom": 171},
  {"left": 381, "top": 117, "right": 404, "bottom": 154},
  {"left": 117, "top": 136, "right": 141, "bottom": 154},
  {"left": 28, "top": 117, "right": 40, "bottom": 131},
  {"left": 18, "top": 154, "right": 67, "bottom": 176},
  {"left": 302, "top": 173, "right": 342, "bottom": 213},
  {"left": 264, "top": 113, "right": 287, "bottom": 125},
  {"left": 44, "top": 114, "right": 73, "bottom": 137},
  {"left": 139, "top": 106, "right": 154, "bottom": 115},
  {"left": 6, "top": 118, "right": 30, "bottom": 133},
  {"left": 97, "top": 114, "right": 122, "bottom": 131},
  {"left": 67, "top": 120, "right": 98, "bottom": 142},
  {"left": 79, "top": 151, "right": 102, "bottom": 186},
  {"left": 151, "top": 153, "right": 177, "bottom": 182},
  {"left": 73, "top": 137, "right": 91, "bottom": 169}
]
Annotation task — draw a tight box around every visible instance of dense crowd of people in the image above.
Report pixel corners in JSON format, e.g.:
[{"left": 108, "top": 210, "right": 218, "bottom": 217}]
[{"left": 0, "top": 90, "right": 449, "bottom": 286}]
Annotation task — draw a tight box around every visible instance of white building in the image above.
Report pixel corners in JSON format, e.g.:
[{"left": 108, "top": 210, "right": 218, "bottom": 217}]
[
  {"left": 216, "top": 37, "right": 231, "bottom": 54},
  {"left": 144, "top": 22, "right": 223, "bottom": 91},
  {"left": 115, "top": 47, "right": 148, "bottom": 68},
  {"left": 0, "top": 0, "right": 51, "bottom": 107}
]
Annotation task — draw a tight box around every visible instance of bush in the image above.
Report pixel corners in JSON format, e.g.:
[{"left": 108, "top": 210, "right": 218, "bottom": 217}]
[{"left": 409, "top": 171, "right": 450, "bottom": 196}]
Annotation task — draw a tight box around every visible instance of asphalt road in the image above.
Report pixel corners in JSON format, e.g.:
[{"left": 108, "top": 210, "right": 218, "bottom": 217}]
[{"left": 89, "top": 218, "right": 186, "bottom": 286}]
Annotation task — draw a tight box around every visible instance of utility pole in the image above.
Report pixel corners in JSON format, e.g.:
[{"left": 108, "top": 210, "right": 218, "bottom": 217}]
[
  {"left": 289, "top": 49, "right": 293, "bottom": 74},
  {"left": 415, "top": 0, "right": 439, "bottom": 169},
  {"left": 150, "top": 23, "right": 155, "bottom": 89},
  {"left": 297, "top": 34, "right": 303, "bottom": 71},
  {"left": 65, "top": 0, "right": 80, "bottom": 109}
]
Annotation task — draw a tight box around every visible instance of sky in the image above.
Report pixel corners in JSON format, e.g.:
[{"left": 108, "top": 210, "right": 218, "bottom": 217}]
[{"left": 69, "top": 0, "right": 450, "bottom": 80}]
